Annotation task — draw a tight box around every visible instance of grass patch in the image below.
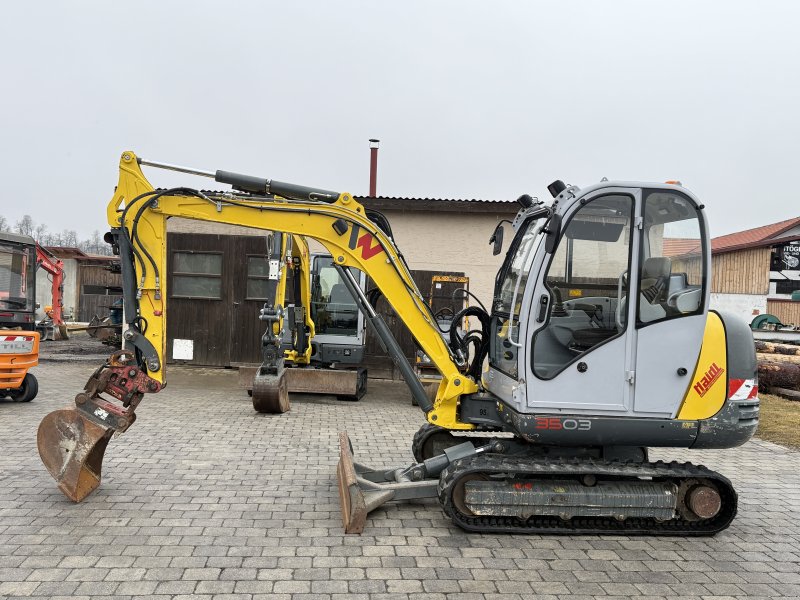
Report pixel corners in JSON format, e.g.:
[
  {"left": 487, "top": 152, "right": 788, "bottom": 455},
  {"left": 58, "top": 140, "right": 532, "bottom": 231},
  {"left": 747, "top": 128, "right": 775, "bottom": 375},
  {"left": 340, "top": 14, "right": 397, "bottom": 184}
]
[{"left": 755, "top": 393, "right": 800, "bottom": 449}]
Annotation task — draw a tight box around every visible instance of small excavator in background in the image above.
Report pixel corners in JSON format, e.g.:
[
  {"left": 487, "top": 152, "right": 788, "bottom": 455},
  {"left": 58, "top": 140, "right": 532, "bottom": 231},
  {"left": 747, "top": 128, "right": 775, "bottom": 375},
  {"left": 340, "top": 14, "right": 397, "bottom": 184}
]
[
  {"left": 34, "top": 244, "right": 68, "bottom": 341},
  {"left": 37, "top": 153, "right": 758, "bottom": 537},
  {"left": 241, "top": 232, "right": 368, "bottom": 412}
]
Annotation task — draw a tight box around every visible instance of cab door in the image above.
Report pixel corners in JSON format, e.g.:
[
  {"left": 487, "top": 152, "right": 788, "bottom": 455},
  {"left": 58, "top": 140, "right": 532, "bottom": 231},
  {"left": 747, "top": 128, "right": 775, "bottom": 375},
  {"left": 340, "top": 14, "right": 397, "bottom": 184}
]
[
  {"left": 525, "top": 190, "right": 641, "bottom": 414},
  {"left": 632, "top": 190, "right": 708, "bottom": 416}
]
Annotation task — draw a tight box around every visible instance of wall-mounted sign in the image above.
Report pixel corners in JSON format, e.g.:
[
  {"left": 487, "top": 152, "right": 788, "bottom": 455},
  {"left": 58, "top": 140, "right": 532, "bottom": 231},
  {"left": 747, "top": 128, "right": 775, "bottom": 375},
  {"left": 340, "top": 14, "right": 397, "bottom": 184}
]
[
  {"left": 770, "top": 240, "right": 800, "bottom": 295},
  {"left": 771, "top": 241, "right": 800, "bottom": 272}
]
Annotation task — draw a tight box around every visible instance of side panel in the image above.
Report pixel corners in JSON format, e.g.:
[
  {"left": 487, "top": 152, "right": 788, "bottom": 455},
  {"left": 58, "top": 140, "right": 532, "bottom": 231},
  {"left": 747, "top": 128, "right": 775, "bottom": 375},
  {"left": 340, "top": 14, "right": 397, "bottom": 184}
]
[
  {"left": 634, "top": 314, "right": 705, "bottom": 415},
  {"left": 676, "top": 312, "right": 728, "bottom": 420}
]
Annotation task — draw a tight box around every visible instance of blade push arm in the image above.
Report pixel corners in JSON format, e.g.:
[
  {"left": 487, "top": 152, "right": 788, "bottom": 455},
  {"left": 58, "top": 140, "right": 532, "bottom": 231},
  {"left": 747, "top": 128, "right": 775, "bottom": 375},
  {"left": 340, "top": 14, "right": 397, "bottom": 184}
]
[{"left": 110, "top": 151, "right": 476, "bottom": 430}]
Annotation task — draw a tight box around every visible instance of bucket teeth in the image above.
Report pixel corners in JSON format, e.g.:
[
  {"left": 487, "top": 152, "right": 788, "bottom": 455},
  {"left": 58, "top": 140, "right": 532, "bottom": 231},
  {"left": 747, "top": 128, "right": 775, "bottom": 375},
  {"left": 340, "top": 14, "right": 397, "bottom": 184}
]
[
  {"left": 337, "top": 432, "right": 368, "bottom": 533},
  {"left": 37, "top": 408, "right": 114, "bottom": 502}
]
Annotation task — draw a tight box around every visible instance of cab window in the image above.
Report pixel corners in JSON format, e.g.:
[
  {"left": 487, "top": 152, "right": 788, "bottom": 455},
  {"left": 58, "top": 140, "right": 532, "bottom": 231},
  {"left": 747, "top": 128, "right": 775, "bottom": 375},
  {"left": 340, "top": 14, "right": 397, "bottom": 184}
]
[
  {"left": 532, "top": 195, "right": 634, "bottom": 379},
  {"left": 638, "top": 191, "right": 705, "bottom": 325}
]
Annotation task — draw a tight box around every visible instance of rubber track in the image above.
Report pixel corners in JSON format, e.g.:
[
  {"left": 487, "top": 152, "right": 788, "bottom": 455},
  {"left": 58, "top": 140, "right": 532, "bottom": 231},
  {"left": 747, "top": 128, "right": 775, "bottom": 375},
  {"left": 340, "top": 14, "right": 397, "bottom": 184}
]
[{"left": 438, "top": 454, "right": 737, "bottom": 536}]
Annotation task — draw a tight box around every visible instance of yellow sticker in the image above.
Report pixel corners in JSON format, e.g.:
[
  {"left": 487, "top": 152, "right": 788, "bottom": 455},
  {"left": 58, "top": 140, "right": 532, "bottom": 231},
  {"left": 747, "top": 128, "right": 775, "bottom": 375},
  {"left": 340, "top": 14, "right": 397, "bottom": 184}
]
[{"left": 569, "top": 289, "right": 582, "bottom": 297}]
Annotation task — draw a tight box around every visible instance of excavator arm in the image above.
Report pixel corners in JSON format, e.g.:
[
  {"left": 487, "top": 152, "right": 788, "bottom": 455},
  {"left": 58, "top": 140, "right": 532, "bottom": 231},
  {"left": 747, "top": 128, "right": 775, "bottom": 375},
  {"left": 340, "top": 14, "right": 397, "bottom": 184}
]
[
  {"left": 281, "top": 234, "right": 315, "bottom": 366},
  {"left": 35, "top": 245, "right": 65, "bottom": 327},
  {"left": 37, "top": 151, "right": 477, "bottom": 502}
]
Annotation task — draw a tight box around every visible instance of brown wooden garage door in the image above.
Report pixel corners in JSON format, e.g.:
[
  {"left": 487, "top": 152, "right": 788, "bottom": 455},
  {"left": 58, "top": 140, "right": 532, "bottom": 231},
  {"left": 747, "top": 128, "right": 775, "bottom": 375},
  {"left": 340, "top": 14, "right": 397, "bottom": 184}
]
[{"left": 167, "top": 233, "right": 274, "bottom": 367}]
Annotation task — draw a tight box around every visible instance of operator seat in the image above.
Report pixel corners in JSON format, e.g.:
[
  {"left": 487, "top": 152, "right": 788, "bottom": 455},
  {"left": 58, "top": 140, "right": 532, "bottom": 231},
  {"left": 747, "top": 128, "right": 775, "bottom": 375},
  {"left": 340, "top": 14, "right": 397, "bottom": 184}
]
[
  {"left": 328, "top": 283, "right": 353, "bottom": 328},
  {"left": 639, "top": 257, "right": 671, "bottom": 323},
  {"left": 329, "top": 283, "right": 351, "bottom": 304}
]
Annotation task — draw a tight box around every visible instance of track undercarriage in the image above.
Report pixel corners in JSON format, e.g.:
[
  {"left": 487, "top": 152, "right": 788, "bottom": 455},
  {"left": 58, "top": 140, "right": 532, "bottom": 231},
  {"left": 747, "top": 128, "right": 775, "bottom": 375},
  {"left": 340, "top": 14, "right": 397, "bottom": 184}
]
[{"left": 338, "top": 427, "right": 736, "bottom": 536}]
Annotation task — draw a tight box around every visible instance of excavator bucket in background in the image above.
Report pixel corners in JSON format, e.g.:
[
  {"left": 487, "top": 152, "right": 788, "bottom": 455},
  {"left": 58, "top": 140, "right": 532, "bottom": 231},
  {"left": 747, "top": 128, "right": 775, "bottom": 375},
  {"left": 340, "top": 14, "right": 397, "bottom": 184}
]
[
  {"left": 251, "top": 368, "right": 290, "bottom": 413},
  {"left": 37, "top": 407, "right": 116, "bottom": 502},
  {"left": 36, "top": 350, "right": 161, "bottom": 502}
]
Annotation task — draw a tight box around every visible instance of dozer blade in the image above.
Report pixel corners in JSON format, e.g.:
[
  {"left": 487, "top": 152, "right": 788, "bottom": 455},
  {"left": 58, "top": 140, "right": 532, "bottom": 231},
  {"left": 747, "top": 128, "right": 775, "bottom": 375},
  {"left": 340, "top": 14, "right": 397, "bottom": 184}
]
[
  {"left": 37, "top": 407, "right": 115, "bottom": 502},
  {"left": 335, "top": 431, "right": 440, "bottom": 534},
  {"left": 252, "top": 369, "right": 290, "bottom": 413},
  {"left": 337, "top": 431, "right": 368, "bottom": 533}
]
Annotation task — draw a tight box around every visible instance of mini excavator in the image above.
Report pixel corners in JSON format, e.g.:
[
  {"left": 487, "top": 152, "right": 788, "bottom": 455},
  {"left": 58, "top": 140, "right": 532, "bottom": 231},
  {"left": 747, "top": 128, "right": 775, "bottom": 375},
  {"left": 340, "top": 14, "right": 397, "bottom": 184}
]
[
  {"left": 240, "top": 232, "right": 367, "bottom": 413},
  {"left": 37, "top": 153, "right": 758, "bottom": 536}
]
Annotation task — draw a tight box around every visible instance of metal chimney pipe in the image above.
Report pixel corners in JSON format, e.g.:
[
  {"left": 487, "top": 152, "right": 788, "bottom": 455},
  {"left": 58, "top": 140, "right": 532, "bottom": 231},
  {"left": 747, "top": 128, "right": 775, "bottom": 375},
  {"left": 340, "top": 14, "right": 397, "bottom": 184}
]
[{"left": 369, "top": 139, "right": 380, "bottom": 197}]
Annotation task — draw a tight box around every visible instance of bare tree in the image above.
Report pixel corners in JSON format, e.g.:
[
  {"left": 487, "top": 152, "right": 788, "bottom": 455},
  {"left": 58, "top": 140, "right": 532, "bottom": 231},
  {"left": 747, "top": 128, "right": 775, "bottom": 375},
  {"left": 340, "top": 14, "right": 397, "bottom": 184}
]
[
  {"left": 14, "top": 214, "right": 35, "bottom": 236},
  {"left": 60, "top": 229, "right": 78, "bottom": 247},
  {"left": 77, "top": 230, "right": 112, "bottom": 255},
  {"left": 34, "top": 223, "right": 48, "bottom": 242},
  {"left": 0, "top": 215, "right": 9, "bottom": 232}
]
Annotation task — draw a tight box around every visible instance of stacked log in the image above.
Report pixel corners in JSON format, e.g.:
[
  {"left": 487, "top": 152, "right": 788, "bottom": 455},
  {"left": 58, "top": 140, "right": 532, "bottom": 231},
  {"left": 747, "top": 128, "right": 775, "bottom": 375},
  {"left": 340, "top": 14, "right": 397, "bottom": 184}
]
[{"left": 756, "top": 341, "right": 800, "bottom": 399}]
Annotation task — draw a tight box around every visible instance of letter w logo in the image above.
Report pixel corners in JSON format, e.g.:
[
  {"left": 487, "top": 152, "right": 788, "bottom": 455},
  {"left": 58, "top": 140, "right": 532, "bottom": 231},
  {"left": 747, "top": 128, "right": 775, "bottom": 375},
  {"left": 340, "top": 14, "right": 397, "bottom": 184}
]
[{"left": 348, "top": 224, "right": 384, "bottom": 260}]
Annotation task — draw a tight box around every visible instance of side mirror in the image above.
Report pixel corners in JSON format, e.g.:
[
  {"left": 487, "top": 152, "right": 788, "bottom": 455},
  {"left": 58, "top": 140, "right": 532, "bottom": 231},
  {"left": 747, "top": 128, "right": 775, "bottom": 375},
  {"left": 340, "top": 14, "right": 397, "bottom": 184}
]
[
  {"left": 489, "top": 223, "right": 505, "bottom": 256},
  {"left": 544, "top": 214, "right": 562, "bottom": 254}
]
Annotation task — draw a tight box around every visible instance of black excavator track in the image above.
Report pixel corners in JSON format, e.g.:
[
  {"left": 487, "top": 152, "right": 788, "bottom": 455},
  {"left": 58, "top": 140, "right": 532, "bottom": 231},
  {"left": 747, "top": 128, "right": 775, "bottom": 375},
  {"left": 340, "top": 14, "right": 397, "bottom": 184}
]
[{"left": 439, "top": 454, "right": 737, "bottom": 536}]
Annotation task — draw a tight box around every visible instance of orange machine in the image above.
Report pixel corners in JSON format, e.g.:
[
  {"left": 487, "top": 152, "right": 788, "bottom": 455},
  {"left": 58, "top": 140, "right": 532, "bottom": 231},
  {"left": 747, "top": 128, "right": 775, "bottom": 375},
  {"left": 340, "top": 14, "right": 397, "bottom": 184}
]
[{"left": 0, "top": 232, "right": 41, "bottom": 401}]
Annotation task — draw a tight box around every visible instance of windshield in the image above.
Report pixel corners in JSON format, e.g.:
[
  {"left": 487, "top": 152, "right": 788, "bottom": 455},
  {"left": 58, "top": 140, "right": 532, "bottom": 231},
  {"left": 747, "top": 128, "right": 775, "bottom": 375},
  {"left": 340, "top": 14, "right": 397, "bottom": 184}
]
[
  {"left": 310, "top": 257, "right": 360, "bottom": 336},
  {"left": 494, "top": 219, "right": 540, "bottom": 317},
  {"left": 0, "top": 246, "right": 35, "bottom": 311}
]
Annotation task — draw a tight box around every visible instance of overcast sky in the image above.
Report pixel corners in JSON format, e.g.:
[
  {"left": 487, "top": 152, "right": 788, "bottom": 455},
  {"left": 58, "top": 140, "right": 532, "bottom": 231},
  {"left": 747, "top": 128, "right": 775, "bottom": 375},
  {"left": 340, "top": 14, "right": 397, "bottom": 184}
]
[{"left": 1, "top": 1, "right": 798, "bottom": 239}]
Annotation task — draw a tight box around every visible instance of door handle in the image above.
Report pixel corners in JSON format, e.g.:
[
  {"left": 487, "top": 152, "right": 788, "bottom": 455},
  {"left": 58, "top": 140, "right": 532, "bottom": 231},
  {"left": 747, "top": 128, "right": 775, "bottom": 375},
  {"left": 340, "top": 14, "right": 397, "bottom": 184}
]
[{"left": 536, "top": 294, "right": 549, "bottom": 323}]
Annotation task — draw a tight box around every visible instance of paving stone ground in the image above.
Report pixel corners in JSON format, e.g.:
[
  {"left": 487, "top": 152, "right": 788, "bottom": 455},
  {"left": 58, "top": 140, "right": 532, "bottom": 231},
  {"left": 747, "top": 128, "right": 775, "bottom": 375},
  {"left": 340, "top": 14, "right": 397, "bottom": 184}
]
[{"left": 1, "top": 358, "right": 799, "bottom": 600}]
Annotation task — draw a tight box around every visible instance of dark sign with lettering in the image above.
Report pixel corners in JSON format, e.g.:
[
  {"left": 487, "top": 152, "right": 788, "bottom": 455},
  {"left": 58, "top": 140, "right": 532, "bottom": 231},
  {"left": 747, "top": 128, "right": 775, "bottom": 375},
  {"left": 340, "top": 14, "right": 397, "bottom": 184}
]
[
  {"left": 782, "top": 241, "right": 800, "bottom": 270},
  {"left": 771, "top": 241, "right": 800, "bottom": 272}
]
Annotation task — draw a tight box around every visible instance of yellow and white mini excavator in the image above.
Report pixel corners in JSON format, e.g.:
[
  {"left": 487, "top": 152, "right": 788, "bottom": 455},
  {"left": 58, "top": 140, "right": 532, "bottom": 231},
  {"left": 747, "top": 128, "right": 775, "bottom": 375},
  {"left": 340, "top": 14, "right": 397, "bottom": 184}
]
[
  {"left": 37, "top": 153, "right": 758, "bottom": 536},
  {"left": 239, "top": 232, "right": 367, "bottom": 412}
]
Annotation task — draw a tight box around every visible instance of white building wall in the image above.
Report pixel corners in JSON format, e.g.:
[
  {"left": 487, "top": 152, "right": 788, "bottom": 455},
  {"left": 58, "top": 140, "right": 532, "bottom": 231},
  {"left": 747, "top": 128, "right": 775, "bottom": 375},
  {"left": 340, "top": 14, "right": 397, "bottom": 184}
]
[
  {"left": 378, "top": 210, "right": 509, "bottom": 308},
  {"left": 710, "top": 292, "right": 766, "bottom": 325}
]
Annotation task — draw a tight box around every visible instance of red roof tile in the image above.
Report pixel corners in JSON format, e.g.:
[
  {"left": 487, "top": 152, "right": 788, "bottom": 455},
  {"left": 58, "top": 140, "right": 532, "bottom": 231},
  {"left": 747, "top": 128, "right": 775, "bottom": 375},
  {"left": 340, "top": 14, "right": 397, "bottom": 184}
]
[
  {"left": 662, "top": 238, "right": 701, "bottom": 257},
  {"left": 711, "top": 216, "right": 800, "bottom": 254}
]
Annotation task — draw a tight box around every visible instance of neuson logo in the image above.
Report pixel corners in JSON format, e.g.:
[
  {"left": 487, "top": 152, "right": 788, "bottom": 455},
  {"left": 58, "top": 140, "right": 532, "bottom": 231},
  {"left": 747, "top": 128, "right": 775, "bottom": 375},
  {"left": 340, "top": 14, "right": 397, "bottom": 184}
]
[
  {"left": 348, "top": 224, "right": 384, "bottom": 260},
  {"left": 693, "top": 362, "right": 724, "bottom": 397}
]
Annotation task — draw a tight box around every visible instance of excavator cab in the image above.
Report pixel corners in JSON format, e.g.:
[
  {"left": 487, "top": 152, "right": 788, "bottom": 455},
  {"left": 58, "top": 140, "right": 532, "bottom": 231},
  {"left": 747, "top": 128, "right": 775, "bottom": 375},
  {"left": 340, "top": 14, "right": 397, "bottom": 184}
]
[
  {"left": 0, "top": 232, "right": 40, "bottom": 402},
  {"left": 487, "top": 186, "right": 715, "bottom": 425},
  {"left": 308, "top": 255, "right": 366, "bottom": 365}
]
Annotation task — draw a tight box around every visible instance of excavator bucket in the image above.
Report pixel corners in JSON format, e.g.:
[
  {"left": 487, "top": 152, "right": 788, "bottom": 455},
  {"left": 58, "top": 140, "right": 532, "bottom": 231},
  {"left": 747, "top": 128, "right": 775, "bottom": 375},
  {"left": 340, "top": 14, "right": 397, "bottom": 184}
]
[
  {"left": 251, "top": 369, "right": 290, "bottom": 413},
  {"left": 36, "top": 350, "right": 160, "bottom": 502},
  {"left": 337, "top": 431, "right": 368, "bottom": 533},
  {"left": 37, "top": 407, "right": 115, "bottom": 502}
]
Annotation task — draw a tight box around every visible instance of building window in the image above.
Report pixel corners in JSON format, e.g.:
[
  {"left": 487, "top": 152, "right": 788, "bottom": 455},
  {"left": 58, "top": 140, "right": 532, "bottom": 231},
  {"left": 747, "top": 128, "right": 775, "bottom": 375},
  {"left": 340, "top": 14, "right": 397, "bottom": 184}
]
[
  {"left": 172, "top": 252, "right": 222, "bottom": 299},
  {"left": 246, "top": 255, "right": 271, "bottom": 300}
]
